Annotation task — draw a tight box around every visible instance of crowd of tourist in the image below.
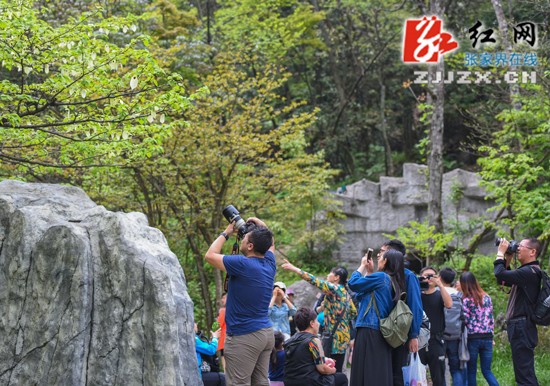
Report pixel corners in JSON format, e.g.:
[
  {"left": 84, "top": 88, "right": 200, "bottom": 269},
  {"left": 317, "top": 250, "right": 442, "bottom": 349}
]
[{"left": 199, "top": 214, "right": 543, "bottom": 386}]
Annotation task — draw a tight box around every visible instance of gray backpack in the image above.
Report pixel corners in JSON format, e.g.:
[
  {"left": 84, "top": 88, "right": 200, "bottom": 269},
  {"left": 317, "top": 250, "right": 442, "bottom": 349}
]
[
  {"left": 443, "top": 291, "right": 464, "bottom": 340},
  {"left": 418, "top": 311, "right": 431, "bottom": 350}
]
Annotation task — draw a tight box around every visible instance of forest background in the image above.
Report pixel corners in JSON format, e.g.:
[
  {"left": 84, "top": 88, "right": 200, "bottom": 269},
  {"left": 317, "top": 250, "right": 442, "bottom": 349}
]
[{"left": 1, "top": 0, "right": 548, "bottom": 383}]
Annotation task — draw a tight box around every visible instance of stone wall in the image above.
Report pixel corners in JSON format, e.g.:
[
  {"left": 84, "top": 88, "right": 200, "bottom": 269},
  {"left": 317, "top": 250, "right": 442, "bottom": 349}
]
[
  {"left": 332, "top": 163, "right": 497, "bottom": 266},
  {"left": 0, "top": 180, "right": 200, "bottom": 386}
]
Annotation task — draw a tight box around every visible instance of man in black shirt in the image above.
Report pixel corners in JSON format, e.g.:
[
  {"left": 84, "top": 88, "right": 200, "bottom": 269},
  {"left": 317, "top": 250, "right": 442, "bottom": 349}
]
[
  {"left": 494, "top": 237, "right": 542, "bottom": 386},
  {"left": 419, "top": 266, "right": 452, "bottom": 386}
]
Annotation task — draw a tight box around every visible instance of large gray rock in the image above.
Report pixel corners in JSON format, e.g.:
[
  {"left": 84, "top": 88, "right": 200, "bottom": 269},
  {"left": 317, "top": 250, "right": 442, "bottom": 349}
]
[
  {"left": 287, "top": 280, "right": 322, "bottom": 311},
  {"left": 334, "top": 164, "right": 497, "bottom": 266},
  {"left": 0, "top": 180, "right": 200, "bottom": 386}
]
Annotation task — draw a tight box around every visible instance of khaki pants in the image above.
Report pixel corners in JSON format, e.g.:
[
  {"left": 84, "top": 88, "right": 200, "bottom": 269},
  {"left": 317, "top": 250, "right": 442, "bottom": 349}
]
[{"left": 224, "top": 327, "right": 274, "bottom": 386}]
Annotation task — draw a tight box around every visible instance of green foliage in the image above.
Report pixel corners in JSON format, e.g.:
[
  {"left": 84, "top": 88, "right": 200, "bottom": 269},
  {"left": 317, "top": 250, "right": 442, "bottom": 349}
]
[
  {"left": 414, "top": 100, "right": 432, "bottom": 164},
  {"left": 477, "top": 81, "right": 550, "bottom": 240},
  {"left": 214, "top": 0, "right": 325, "bottom": 63},
  {"left": 449, "top": 180, "right": 465, "bottom": 206},
  {"left": 0, "top": 0, "right": 192, "bottom": 175},
  {"left": 144, "top": 0, "right": 210, "bottom": 83},
  {"left": 0, "top": 0, "right": 344, "bottom": 328},
  {"left": 387, "top": 220, "right": 454, "bottom": 264},
  {"left": 2, "top": 0, "right": 548, "bottom": 338},
  {"left": 75, "top": 52, "right": 344, "bottom": 327}
]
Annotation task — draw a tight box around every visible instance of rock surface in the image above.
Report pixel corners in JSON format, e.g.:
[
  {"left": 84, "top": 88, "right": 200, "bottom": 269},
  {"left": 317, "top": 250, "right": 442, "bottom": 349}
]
[
  {"left": 0, "top": 180, "right": 200, "bottom": 386},
  {"left": 333, "top": 164, "right": 497, "bottom": 266}
]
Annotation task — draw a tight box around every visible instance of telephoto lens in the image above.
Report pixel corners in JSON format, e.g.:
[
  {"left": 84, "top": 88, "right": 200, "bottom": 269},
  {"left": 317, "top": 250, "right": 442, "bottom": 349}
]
[{"left": 222, "top": 205, "right": 246, "bottom": 236}]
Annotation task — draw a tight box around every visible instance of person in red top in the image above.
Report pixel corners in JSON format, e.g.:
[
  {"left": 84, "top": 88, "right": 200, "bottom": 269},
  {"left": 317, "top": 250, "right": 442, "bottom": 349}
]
[{"left": 217, "top": 293, "right": 227, "bottom": 370}]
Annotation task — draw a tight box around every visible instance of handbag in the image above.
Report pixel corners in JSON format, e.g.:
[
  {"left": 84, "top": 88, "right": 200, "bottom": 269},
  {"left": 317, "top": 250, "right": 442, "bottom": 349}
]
[
  {"left": 321, "top": 307, "right": 346, "bottom": 356},
  {"left": 320, "top": 332, "right": 334, "bottom": 357},
  {"left": 402, "top": 352, "right": 427, "bottom": 386}
]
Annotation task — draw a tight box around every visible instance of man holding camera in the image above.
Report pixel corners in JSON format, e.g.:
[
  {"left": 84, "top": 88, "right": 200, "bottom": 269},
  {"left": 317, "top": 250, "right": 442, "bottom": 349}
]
[
  {"left": 205, "top": 217, "right": 276, "bottom": 386},
  {"left": 418, "top": 266, "right": 452, "bottom": 386},
  {"left": 494, "top": 237, "right": 542, "bottom": 386}
]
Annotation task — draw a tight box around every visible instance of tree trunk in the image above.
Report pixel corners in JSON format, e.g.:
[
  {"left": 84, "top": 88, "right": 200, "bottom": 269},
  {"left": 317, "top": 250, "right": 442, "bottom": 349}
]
[
  {"left": 189, "top": 235, "right": 215, "bottom": 329},
  {"left": 168, "top": 203, "right": 215, "bottom": 329},
  {"left": 427, "top": 58, "right": 445, "bottom": 233},
  {"left": 426, "top": 0, "right": 446, "bottom": 233},
  {"left": 309, "top": 0, "right": 346, "bottom": 108},
  {"left": 491, "top": 0, "right": 521, "bottom": 109},
  {"left": 379, "top": 77, "right": 394, "bottom": 176}
]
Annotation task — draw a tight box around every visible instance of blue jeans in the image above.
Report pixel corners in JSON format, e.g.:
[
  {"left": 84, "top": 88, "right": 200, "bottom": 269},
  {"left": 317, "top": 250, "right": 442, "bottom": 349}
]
[
  {"left": 446, "top": 339, "right": 467, "bottom": 386},
  {"left": 467, "top": 337, "right": 499, "bottom": 386}
]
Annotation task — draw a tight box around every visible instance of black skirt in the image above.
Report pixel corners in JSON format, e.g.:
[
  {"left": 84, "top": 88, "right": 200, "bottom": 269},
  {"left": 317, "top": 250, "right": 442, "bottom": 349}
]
[{"left": 350, "top": 327, "right": 393, "bottom": 386}]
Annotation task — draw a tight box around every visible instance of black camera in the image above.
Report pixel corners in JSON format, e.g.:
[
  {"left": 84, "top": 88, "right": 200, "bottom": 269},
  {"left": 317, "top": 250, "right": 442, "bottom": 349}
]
[
  {"left": 419, "top": 274, "right": 434, "bottom": 281},
  {"left": 495, "top": 238, "right": 519, "bottom": 254},
  {"left": 222, "top": 205, "right": 256, "bottom": 239},
  {"left": 418, "top": 274, "right": 434, "bottom": 290}
]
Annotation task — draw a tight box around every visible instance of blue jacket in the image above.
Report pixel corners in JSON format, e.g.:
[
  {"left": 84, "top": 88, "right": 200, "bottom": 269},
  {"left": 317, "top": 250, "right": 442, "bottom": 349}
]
[
  {"left": 405, "top": 268, "right": 423, "bottom": 339},
  {"left": 269, "top": 302, "right": 297, "bottom": 336},
  {"left": 348, "top": 271, "right": 393, "bottom": 329},
  {"left": 195, "top": 335, "right": 218, "bottom": 375}
]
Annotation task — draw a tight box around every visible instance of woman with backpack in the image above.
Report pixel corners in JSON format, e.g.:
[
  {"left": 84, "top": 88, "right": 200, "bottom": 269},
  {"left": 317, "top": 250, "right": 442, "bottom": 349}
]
[
  {"left": 347, "top": 249, "right": 406, "bottom": 385},
  {"left": 459, "top": 272, "right": 499, "bottom": 386}
]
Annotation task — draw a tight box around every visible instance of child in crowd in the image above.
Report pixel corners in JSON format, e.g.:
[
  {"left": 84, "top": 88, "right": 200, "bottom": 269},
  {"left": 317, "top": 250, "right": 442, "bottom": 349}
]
[
  {"left": 217, "top": 293, "right": 227, "bottom": 370},
  {"left": 195, "top": 323, "right": 226, "bottom": 386},
  {"left": 268, "top": 331, "right": 285, "bottom": 386}
]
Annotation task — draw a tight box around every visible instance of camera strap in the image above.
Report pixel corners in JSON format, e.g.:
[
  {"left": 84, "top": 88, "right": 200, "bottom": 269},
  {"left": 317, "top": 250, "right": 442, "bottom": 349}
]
[
  {"left": 223, "top": 236, "right": 242, "bottom": 293},
  {"left": 231, "top": 239, "right": 239, "bottom": 255}
]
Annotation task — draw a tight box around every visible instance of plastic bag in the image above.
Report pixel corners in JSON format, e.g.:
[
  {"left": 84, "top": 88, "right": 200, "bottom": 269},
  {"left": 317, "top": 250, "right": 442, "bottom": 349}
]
[{"left": 402, "top": 353, "right": 427, "bottom": 386}]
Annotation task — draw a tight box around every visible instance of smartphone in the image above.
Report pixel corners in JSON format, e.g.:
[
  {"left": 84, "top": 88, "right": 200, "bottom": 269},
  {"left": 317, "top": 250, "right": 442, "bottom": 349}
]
[{"left": 366, "top": 248, "right": 374, "bottom": 261}]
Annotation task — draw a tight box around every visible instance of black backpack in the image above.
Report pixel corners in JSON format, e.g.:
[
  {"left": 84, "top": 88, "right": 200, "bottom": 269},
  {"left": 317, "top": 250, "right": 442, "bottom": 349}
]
[
  {"left": 197, "top": 332, "right": 220, "bottom": 372},
  {"left": 531, "top": 267, "right": 550, "bottom": 326}
]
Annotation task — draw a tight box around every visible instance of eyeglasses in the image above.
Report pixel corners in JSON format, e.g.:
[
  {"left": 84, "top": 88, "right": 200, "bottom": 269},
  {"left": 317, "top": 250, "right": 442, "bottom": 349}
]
[{"left": 518, "top": 244, "right": 535, "bottom": 251}]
